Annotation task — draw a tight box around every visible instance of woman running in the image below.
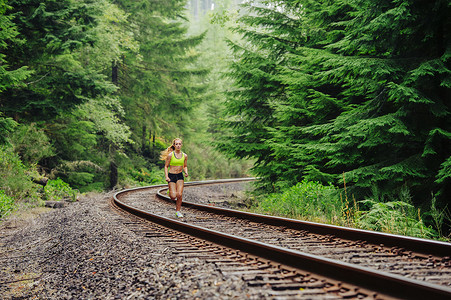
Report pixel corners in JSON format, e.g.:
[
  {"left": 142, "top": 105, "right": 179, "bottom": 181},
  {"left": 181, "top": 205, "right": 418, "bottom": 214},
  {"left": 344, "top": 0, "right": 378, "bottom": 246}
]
[{"left": 161, "top": 138, "right": 188, "bottom": 218}]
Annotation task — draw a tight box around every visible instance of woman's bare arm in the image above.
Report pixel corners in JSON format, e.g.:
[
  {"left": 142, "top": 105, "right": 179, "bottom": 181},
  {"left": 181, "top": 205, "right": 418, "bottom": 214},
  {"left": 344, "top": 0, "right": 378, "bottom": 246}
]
[
  {"left": 183, "top": 154, "right": 188, "bottom": 177},
  {"left": 164, "top": 153, "right": 171, "bottom": 181}
]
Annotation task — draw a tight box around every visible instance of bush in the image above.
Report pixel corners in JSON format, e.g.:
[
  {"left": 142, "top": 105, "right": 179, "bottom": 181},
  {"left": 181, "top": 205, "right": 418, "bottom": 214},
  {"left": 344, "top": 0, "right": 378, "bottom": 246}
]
[
  {"left": 80, "top": 181, "right": 105, "bottom": 193},
  {"left": 357, "top": 199, "right": 437, "bottom": 239},
  {"left": 248, "top": 178, "right": 442, "bottom": 240},
  {"left": 253, "top": 180, "right": 340, "bottom": 223},
  {"left": 9, "top": 123, "right": 54, "bottom": 166},
  {"left": 125, "top": 166, "right": 166, "bottom": 186},
  {"left": 0, "top": 145, "right": 39, "bottom": 202},
  {"left": 116, "top": 152, "right": 166, "bottom": 187},
  {"left": 0, "top": 190, "right": 15, "bottom": 219},
  {"left": 44, "top": 178, "right": 77, "bottom": 201},
  {"left": 50, "top": 160, "right": 105, "bottom": 190}
]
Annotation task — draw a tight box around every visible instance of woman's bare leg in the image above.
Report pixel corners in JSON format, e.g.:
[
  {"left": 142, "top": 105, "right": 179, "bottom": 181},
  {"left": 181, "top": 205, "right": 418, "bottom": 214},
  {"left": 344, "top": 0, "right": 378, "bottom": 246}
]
[
  {"left": 168, "top": 182, "right": 177, "bottom": 201},
  {"left": 175, "top": 180, "right": 184, "bottom": 211}
]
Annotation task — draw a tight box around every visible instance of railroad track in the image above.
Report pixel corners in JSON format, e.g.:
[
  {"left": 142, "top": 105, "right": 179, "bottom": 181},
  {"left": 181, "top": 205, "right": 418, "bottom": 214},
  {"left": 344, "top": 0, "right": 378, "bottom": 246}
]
[{"left": 111, "top": 178, "right": 451, "bottom": 299}]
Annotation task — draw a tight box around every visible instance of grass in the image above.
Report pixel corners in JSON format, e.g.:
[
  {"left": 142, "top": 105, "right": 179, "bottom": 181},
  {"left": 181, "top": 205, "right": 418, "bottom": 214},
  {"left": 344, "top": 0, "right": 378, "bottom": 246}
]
[
  {"left": 247, "top": 179, "right": 449, "bottom": 241},
  {"left": 0, "top": 190, "right": 15, "bottom": 219},
  {"left": 251, "top": 180, "right": 342, "bottom": 225}
]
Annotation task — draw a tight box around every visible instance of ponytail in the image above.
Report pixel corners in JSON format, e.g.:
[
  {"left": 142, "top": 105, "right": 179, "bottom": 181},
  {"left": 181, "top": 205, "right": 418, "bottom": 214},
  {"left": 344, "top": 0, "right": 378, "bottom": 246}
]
[
  {"left": 160, "top": 145, "right": 175, "bottom": 161},
  {"left": 160, "top": 138, "right": 182, "bottom": 161}
]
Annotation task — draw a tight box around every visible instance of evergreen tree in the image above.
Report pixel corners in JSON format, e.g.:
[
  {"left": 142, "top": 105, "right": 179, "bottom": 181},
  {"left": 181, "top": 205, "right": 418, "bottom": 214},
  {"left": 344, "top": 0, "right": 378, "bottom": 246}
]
[
  {"left": 1, "top": 0, "right": 133, "bottom": 188},
  {"left": 181, "top": 0, "right": 253, "bottom": 180},
  {"left": 2, "top": 0, "right": 107, "bottom": 119},
  {"left": 215, "top": 1, "right": 294, "bottom": 190},
  {"left": 0, "top": 0, "right": 29, "bottom": 143},
  {"left": 317, "top": 0, "right": 451, "bottom": 204},
  {"left": 0, "top": 0, "right": 30, "bottom": 93},
  {"left": 219, "top": 0, "right": 451, "bottom": 206},
  {"left": 115, "top": 0, "right": 208, "bottom": 161}
]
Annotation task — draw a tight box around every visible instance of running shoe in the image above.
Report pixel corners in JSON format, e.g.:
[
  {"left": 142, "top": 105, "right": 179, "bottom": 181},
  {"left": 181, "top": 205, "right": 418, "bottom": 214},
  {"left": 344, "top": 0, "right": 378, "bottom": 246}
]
[{"left": 175, "top": 211, "right": 184, "bottom": 218}]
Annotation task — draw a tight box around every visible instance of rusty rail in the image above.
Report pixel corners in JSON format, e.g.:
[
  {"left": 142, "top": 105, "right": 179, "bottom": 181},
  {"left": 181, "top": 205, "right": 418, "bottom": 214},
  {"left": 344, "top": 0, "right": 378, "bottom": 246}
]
[
  {"left": 157, "top": 185, "right": 451, "bottom": 258},
  {"left": 113, "top": 179, "right": 451, "bottom": 299}
]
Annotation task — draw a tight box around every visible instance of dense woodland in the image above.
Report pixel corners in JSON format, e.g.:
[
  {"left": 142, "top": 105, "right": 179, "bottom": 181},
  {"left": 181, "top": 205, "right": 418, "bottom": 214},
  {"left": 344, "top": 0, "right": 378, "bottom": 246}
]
[
  {"left": 216, "top": 0, "right": 450, "bottom": 231},
  {"left": 0, "top": 0, "right": 250, "bottom": 195},
  {"left": 0, "top": 0, "right": 450, "bottom": 237}
]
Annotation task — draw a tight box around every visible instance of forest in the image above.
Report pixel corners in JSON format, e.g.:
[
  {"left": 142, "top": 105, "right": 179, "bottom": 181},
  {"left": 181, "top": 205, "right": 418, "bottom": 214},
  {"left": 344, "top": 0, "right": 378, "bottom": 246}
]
[{"left": 1, "top": 0, "right": 450, "bottom": 238}]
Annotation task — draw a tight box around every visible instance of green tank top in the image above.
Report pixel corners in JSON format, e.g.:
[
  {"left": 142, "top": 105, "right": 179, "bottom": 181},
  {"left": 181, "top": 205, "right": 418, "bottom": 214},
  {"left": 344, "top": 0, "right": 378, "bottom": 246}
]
[{"left": 170, "top": 152, "right": 185, "bottom": 166}]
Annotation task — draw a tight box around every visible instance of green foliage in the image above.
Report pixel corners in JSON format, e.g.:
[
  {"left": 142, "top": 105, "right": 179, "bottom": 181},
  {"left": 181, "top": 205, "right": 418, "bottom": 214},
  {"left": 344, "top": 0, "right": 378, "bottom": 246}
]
[
  {"left": 81, "top": 182, "right": 106, "bottom": 193},
  {"left": 3, "top": 0, "right": 114, "bottom": 119},
  {"left": 66, "top": 172, "right": 95, "bottom": 188},
  {"left": 50, "top": 160, "right": 105, "bottom": 190},
  {"left": 185, "top": 140, "right": 252, "bottom": 180},
  {"left": 49, "top": 115, "right": 97, "bottom": 162},
  {"left": 253, "top": 180, "right": 340, "bottom": 223},
  {"left": 116, "top": 0, "right": 209, "bottom": 151},
  {"left": 352, "top": 186, "right": 441, "bottom": 239},
  {"left": 0, "top": 0, "right": 30, "bottom": 146},
  {"left": 116, "top": 152, "right": 166, "bottom": 187},
  {"left": 357, "top": 199, "right": 436, "bottom": 239},
  {"left": 217, "top": 0, "right": 451, "bottom": 212},
  {"left": 0, "top": 145, "right": 39, "bottom": 201},
  {"left": 44, "top": 178, "right": 76, "bottom": 201},
  {"left": 436, "top": 156, "right": 451, "bottom": 184},
  {"left": 0, "top": 0, "right": 32, "bottom": 93},
  {"left": 127, "top": 167, "right": 166, "bottom": 185},
  {"left": 427, "top": 195, "right": 451, "bottom": 240},
  {"left": 0, "top": 113, "right": 17, "bottom": 145},
  {"left": 248, "top": 179, "right": 445, "bottom": 239},
  {"left": 9, "top": 123, "right": 54, "bottom": 165},
  {"left": 0, "top": 190, "right": 15, "bottom": 219},
  {"left": 0, "top": 0, "right": 137, "bottom": 194},
  {"left": 75, "top": 96, "right": 133, "bottom": 148}
]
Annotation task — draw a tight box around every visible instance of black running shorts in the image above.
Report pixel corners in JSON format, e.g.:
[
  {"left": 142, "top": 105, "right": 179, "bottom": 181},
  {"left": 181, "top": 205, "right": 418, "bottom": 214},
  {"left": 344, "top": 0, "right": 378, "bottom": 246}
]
[{"left": 168, "top": 172, "right": 184, "bottom": 183}]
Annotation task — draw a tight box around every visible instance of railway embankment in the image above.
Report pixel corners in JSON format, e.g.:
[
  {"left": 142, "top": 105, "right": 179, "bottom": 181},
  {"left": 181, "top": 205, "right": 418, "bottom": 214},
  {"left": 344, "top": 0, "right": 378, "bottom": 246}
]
[{"left": 0, "top": 184, "right": 255, "bottom": 299}]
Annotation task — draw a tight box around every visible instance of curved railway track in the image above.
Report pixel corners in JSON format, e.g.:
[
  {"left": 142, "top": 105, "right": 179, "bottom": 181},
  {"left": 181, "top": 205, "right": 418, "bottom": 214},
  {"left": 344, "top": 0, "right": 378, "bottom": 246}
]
[{"left": 111, "top": 178, "right": 451, "bottom": 299}]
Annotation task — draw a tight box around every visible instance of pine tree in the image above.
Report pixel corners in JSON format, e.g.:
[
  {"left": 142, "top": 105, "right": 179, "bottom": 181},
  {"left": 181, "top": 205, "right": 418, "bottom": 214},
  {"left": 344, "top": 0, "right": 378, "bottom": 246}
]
[
  {"left": 219, "top": 0, "right": 451, "bottom": 206},
  {"left": 115, "top": 0, "right": 208, "bottom": 159},
  {"left": 1, "top": 0, "right": 134, "bottom": 188},
  {"left": 0, "top": 0, "right": 28, "bottom": 143},
  {"left": 215, "top": 1, "right": 294, "bottom": 190},
  {"left": 319, "top": 0, "right": 451, "bottom": 204},
  {"left": 2, "top": 0, "right": 115, "bottom": 119}
]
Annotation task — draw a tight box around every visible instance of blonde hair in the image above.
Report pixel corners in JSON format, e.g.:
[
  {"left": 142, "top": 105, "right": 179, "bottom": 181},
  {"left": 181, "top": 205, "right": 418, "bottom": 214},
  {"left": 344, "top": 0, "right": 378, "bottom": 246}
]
[{"left": 160, "top": 138, "right": 182, "bottom": 161}]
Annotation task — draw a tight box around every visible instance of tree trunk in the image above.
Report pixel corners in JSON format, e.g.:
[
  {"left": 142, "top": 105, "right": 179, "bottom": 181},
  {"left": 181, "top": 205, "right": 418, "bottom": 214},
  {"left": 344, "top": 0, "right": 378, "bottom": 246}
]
[
  {"left": 112, "top": 62, "right": 118, "bottom": 85},
  {"left": 32, "top": 177, "right": 49, "bottom": 187},
  {"left": 141, "top": 124, "right": 147, "bottom": 154},
  {"left": 109, "top": 161, "right": 118, "bottom": 190}
]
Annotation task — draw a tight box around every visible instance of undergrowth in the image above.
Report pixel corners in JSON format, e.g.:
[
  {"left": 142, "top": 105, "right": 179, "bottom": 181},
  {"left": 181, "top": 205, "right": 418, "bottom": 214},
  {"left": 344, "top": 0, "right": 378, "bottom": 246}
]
[
  {"left": 0, "top": 145, "right": 78, "bottom": 220},
  {"left": 251, "top": 180, "right": 341, "bottom": 224},
  {"left": 250, "top": 179, "right": 448, "bottom": 240},
  {"left": 0, "top": 190, "right": 15, "bottom": 219},
  {"left": 44, "top": 178, "right": 78, "bottom": 202}
]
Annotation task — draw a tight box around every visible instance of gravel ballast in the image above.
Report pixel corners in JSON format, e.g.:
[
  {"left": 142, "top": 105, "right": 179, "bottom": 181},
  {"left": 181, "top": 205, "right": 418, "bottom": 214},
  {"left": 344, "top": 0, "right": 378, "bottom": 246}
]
[{"left": 0, "top": 183, "right": 263, "bottom": 299}]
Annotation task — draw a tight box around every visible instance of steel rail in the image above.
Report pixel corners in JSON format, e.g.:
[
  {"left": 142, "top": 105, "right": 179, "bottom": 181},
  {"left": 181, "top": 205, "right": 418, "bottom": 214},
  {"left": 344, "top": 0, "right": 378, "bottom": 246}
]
[
  {"left": 157, "top": 182, "right": 451, "bottom": 258},
  {"left": 113, "top": 179, "right": 451, "bottom": 300}
]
